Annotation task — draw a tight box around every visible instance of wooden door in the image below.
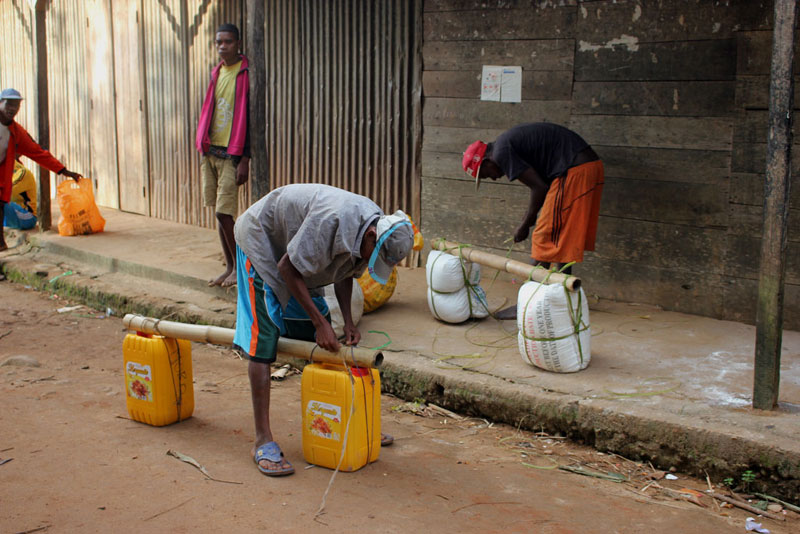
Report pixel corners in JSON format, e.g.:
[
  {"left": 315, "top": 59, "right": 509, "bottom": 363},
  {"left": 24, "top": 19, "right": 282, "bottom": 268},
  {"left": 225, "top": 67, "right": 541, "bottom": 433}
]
[{"left": 111, "top": 0, "right": 149, "bottom": 215}]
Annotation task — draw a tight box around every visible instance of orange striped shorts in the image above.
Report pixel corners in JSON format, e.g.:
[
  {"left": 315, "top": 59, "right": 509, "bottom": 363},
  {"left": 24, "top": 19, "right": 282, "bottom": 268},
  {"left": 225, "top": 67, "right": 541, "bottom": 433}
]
[{"left": 531, "top": 160, "right": 604, "bottom": 264}]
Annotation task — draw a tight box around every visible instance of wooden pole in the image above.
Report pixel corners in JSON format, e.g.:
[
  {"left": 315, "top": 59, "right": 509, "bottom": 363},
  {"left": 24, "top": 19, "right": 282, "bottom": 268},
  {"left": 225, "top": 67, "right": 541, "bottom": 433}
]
[
  {"left": 754, "top": 0, "right": 798, "bottom": 410},
  {"left": 33, "top": 1, "right": 51, "bottom": 231},
  {"left": 123, "top": 314, "right": 384, "bottom": 369},
  {"left": 246, "top": 0, "right": 269, "bottom": 202},
  {"left": 431, "top": 238, "right": 581, "bottom": 292}
]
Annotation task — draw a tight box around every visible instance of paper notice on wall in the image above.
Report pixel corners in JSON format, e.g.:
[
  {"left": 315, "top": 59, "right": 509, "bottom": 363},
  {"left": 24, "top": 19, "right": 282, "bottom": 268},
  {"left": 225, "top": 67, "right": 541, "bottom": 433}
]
[
  {"left": 481, "top": 66, "right": 502, "bottom": 101},
  {"left": 481, "top": 65, "right": 522, "bottom": 102},
  {"left": 500, "top": 66, "right": 522, "bottom": 103}
]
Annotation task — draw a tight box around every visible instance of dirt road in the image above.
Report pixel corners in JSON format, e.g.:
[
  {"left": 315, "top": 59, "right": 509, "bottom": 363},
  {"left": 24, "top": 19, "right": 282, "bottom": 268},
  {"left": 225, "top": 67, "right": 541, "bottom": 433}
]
[{"left": 1, "top": 280, "right": 794, "bottom": 533}]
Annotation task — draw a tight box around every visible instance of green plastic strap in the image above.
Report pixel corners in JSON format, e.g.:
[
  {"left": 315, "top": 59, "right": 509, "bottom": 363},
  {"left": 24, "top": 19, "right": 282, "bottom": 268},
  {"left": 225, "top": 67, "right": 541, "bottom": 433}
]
[
  {"left": 361, "top": 330, "right": 392, "bottom": 351},
  {"left": 48, "top": 270, "right": 74, "bottom": 284}
]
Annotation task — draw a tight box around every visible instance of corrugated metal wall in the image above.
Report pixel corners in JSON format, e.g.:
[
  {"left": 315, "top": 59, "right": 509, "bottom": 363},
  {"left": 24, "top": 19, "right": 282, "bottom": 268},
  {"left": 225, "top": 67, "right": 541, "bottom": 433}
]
[
  {"left": 0, "top": 0, "right": 35, "bottom": 128},
  {"left": 265, "top": 0, "right": 422, "bottom": 219},
  {"left": 47, "top": 1, "right": 92, "bottom": 184},
  {"left": 142, "top": 0, "right": 194, "bottom": 224},
  {"left": 1, "top": 0, "right": 421, "bottom": 228}
]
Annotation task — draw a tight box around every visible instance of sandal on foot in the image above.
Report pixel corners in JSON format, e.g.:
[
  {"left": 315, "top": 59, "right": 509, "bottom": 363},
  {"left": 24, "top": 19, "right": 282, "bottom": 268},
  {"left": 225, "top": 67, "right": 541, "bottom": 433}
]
[
  {"left": 380, "top": 433, "right": 394, "bottom": 447},
  {"left": 254, "top": 441, "right": 294, "bottom": 476}
]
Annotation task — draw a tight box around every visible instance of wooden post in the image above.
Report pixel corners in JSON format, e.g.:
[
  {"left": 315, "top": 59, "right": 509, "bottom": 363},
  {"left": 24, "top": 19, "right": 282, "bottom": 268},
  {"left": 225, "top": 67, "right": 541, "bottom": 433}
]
[
  {"left": 753, "top": 0, "right": 798, "bottom": 410},
  {"left": 33, "top": 0, "right": 51, "bottom": 231},
  {"left": 246, "top": 0, "right": 269, "bottom": 202}
]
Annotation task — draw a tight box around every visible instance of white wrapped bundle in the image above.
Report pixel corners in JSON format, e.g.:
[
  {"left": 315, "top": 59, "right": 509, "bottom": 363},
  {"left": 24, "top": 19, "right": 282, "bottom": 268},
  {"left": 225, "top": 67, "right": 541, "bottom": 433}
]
[
  {"left": 468, "top": 285, "right": 490, "bottom": 319},
  {"left": 426, "top": 251, "right": 488, "bottom": 323},
  {"left": 427, "top": 286, "right": 471, "bottom": 323},
  {"left": 323, "top": 282, "right": 365, "bottom": 337},
  {"left": 516, "top": 280, "right": 591, "bottom": 373},
  {"left": 426, "top": 250, "right": 467, "bottom": 293}
]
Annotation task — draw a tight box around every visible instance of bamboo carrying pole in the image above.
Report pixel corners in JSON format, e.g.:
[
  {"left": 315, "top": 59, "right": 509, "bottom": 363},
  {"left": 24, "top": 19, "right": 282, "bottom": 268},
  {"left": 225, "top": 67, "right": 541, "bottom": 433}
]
[
  {"left": 432, "top": 238, "right": 581, "bottom": 292},
  {"left": 123, "top": 314, "right": 383, "bottom": 369}
]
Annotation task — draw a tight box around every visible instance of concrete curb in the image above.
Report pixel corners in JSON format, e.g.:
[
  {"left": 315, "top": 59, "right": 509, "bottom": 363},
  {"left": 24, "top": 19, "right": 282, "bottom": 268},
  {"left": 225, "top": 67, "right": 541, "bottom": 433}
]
[
  {"left": 28, "top": 234, "right": 235, "bottom": 300},
  {"left": 379, "top": 356, "right": 800, "bottom": 500},
  {"left": 2, "top": 245, "right": 798, "bottom": 501}
]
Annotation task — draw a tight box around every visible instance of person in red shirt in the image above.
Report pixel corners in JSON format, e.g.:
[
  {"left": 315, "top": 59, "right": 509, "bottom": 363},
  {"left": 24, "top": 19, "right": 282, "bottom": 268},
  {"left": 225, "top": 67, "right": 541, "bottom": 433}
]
[{"left": 0, "top": 88, "right": 81, "bottom": 251}]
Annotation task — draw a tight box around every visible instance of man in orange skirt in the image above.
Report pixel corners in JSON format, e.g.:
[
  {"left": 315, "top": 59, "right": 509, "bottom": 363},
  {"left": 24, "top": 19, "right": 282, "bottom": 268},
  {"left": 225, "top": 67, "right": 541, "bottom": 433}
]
[{"left": 462, "top": 123, "right": 604, "bottom": 319}]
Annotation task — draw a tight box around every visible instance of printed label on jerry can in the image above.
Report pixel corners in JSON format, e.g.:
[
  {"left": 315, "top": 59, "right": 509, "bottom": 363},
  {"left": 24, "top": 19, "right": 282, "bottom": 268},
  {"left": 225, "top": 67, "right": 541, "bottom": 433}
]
[
  {"left": 126, "top": 361, "right": 153, "bottom": 402},
  {"left": 306, "top": 400, "right": 342, "bottom": 441}
]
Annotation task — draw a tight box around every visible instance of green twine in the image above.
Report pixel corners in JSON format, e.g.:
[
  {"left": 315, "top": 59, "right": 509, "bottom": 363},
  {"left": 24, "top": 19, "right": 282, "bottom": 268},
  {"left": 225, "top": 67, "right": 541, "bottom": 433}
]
[{"left": 361, "top": 330, "right": 392, "bottom": 351}]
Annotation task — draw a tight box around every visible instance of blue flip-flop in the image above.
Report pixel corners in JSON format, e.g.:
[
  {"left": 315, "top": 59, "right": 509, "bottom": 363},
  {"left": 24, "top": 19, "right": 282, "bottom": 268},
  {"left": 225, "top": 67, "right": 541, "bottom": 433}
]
[{"left": 254, "top": 441, "right": 294, "bottom": 476}]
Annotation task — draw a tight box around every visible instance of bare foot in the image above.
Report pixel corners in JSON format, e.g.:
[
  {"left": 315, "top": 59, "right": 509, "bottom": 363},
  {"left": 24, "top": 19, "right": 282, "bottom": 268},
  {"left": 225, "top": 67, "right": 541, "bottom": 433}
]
[
  {"left": 208, "top": 270, "right": 232, "bottom": 287},
  {"left": 220, "top": 271, "right": 237, "bottom": 288},
  {"left": 494, "top": 305, "right": 517, "bottom": 321}
]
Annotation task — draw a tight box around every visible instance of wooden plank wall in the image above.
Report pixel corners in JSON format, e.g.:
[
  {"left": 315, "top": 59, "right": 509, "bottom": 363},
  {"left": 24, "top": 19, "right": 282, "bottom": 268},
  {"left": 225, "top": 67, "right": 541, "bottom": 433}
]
[{"left": 420, "top": 0, "right": 800, "bottom": 328}]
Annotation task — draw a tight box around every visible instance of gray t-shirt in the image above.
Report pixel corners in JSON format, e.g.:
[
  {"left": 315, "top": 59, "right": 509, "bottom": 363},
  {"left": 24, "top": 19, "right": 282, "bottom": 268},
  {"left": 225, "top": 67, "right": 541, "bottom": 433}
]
[
  {"left": 490, "top": 123, "right": 589, "bottom": 184},
  {"left": 234, "top": 183, "right": 382, "bottom": 308}
]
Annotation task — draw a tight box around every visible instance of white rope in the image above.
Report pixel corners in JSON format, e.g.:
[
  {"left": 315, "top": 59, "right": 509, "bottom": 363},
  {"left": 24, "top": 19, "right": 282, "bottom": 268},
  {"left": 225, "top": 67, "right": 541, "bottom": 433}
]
[{"left": 314, "top": 347, "right": 358, "bottom": 520}]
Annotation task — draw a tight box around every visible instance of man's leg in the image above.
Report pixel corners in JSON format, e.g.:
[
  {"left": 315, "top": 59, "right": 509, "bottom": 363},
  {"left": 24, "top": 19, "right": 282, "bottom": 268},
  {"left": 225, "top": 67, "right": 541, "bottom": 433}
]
[
  {"left": 233, "top": 249, "right": 294, "bottom": 474},
  {"left": 248, "top": 360, "right": 292, "bottom": 472},
  {"left": 209, "top": 157, "right": 239, "bottom": 287},
  {"left": 210, "top": 212, "right": 237, "bottom": 287}
]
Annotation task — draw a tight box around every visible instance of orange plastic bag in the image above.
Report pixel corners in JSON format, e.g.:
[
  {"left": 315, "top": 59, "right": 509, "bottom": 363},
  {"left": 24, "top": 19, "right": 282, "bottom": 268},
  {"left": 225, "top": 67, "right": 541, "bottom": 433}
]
[{"left": 57, "top": 177, "right": 106, "bottom": 236}]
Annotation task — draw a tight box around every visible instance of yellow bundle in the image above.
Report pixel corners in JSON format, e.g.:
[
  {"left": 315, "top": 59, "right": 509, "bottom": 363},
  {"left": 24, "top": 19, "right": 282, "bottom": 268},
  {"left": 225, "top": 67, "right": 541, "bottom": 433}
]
[{"left": 358, "top": 267, "right": 398, "bottom": 313}]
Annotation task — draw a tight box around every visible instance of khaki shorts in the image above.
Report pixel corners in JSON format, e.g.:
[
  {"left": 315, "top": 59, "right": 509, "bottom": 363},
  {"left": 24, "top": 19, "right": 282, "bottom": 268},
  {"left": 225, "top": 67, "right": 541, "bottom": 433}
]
[{"left": 201, "top": 154, "right": 238, "bottom": 216}]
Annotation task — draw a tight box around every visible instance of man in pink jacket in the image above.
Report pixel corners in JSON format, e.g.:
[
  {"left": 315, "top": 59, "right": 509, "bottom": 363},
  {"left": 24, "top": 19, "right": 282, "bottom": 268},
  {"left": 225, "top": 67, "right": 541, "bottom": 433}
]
[
  {"left": 196, "top": 23, "right": 251, "bottom": 287},
  {"left": 0, "top": 88, "right": 81, "bottom": 251}
]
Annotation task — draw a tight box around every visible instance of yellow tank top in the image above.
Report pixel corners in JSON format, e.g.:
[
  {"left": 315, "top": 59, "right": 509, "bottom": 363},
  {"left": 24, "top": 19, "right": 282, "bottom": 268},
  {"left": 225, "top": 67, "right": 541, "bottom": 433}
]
[{"left": 209, "top": 60, "right": 242, "bottom": 148}]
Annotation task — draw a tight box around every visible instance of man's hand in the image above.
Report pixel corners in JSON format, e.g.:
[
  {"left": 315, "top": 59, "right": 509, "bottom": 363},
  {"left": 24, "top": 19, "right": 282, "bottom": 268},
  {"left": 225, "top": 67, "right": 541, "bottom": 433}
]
[
  {"left": 315, "top": 321, "right": 341, "bottom": 353},
  {"left": 513, "top": 224, "right": 530, "bottom": 243},
  {"left": 61, "top": 169, "right": 82, "bottom": 182},
  {"left": 342, "top": 323, "right": 361, "bottom": 346},
  {"left": 236, "top": 157, "right": 250, "bottom": 186}
]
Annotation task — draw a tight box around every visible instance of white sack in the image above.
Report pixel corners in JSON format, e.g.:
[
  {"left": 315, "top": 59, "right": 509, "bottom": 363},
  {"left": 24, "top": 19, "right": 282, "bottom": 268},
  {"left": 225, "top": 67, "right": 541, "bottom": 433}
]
[
  {"left": 468, "top": 285, "right": 490, "bottom": 319},
  {"left": 323, "top": 282, "right": 365, "bottom": 337},
  {"left": 426, "top": 251, "right": 488, "bottom": 323},
  {"left": 427, "top": 286, "right": 471, "bottom": 324},
  {"left": 426, "top": 250, "right": 466, "bottom": 293},
  {"left": 467, "top": 262, "right": 481, "bottom": 287},
  {"left": 516, "top": 280, "right": 591, "bottom": 373}
]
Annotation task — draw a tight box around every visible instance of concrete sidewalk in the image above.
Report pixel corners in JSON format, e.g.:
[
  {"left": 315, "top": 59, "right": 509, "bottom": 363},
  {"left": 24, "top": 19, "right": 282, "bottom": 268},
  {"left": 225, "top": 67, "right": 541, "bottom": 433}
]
[{"left": 2, "top": 206, "right": 799, "bottom": 499}]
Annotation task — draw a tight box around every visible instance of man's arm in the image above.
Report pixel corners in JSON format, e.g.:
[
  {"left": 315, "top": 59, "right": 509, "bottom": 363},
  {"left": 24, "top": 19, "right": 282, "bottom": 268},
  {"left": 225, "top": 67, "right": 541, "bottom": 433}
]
[
  {"left": 333, "top": 277, "right": 360, "bottom": 346},
  {"left": 513, "top": 167, "right": 550, "bottom": 243},
  {"left": 17, "top": 130, "right": 81, "bottom": 181},
  {"left": 236, "top": 156, "right": 250, "bottom": 186},
  {"left": 277, "top": 253, "right": 340, "bottom": 352}
]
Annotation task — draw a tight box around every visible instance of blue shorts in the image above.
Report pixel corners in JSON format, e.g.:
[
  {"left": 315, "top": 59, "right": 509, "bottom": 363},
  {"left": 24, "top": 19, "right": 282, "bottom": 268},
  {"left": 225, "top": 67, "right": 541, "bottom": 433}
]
[{"left": 232, "top": 246, "right": 330, "bottom": 363}]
